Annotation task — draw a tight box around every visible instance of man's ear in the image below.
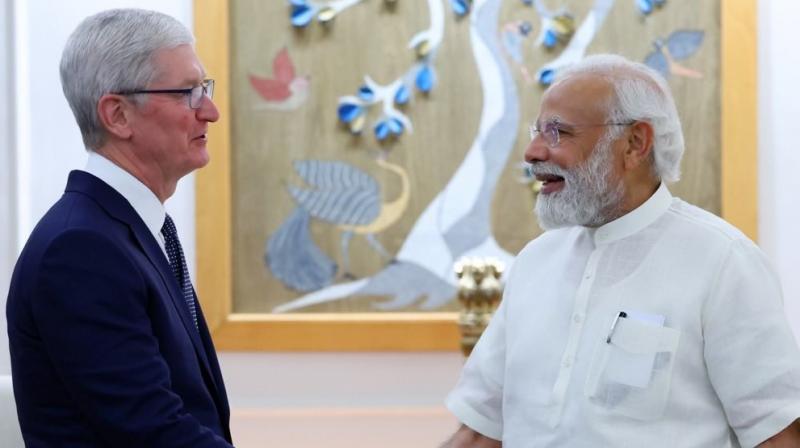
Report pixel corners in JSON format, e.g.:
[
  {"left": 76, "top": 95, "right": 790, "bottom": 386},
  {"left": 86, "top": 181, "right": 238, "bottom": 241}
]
[
  {"left": 97, "top": 94, "right": 133, "bottom": 140},
  {"left": 623, "top": 121, "right": 654, "bottom": 170}
]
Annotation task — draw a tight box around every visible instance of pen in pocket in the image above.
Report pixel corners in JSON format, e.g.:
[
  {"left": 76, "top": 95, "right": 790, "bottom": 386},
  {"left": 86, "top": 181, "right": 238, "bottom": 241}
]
[{"left": 606, "top": 311, "right": 628, "bottom": 344}]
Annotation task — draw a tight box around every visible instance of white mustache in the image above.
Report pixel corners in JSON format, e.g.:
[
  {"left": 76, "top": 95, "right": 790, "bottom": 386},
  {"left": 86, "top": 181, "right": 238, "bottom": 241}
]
[{"left": 528, "top": 162, "right": 572, "bottom": 180}]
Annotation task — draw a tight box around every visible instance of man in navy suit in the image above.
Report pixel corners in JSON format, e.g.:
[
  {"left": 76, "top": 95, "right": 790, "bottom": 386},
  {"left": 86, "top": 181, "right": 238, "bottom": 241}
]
[{"left": 6, "top": 9, "right": 233, "bottom": 447}]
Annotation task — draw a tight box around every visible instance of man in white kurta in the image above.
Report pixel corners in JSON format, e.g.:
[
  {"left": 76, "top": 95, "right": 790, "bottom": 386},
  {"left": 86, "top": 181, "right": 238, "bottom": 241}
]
[{"left": 444, "top": 55, "right": 800, "bottom": 447}]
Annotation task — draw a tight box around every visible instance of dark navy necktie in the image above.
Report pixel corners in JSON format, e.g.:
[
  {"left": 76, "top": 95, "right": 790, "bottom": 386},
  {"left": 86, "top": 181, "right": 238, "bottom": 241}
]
[{"left": 161, "top": 214, "right": 198, "bottom": 330}]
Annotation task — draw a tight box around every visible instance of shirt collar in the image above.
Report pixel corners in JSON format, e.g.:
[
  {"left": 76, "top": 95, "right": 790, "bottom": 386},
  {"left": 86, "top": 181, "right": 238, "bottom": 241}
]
[
  {"left": 84, "top": 151, "right": 166, "bottom": 239},
  {"left": 593, "top": 182, "right": 672, "bottom": 245}
]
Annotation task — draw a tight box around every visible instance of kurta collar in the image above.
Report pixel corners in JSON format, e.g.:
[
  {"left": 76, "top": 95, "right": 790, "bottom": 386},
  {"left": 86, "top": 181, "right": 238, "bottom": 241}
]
[{"left": 593, "top": 183, "right": 672, "bottom": 245}]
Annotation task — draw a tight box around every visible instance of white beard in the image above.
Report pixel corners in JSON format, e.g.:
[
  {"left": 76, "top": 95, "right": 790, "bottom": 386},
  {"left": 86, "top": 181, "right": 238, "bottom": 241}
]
[{"left": 531, "top": 135, "right": 625, "bottom": 230}]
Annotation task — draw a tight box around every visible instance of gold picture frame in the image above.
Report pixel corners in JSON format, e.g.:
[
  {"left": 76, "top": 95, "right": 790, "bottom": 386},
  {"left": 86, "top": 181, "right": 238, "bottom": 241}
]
[{"left": 194, "top": 0, "right": 757, "bottom": 351}]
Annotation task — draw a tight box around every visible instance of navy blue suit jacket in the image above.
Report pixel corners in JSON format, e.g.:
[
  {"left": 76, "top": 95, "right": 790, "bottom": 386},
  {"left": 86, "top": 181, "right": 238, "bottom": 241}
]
[{"left": 6, "top": 171, "right": 233, "bottom": 447}]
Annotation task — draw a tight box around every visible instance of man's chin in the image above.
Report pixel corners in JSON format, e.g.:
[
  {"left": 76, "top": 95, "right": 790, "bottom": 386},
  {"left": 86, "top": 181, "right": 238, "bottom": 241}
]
[
  {"left": 534, "top": 197, "right": 573, "bottom": 230},
  {"left": 534, "top": 214, "right": 571, "bottom": 231},
  {"left": 193, "top": 149, "right": 211, "bottom": 169}
]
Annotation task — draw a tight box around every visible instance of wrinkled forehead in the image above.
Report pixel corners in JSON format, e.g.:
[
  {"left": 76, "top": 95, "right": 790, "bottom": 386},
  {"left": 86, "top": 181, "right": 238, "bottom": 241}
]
[{"left": 538, "top": 74, "right": 614, "bottom": 124}]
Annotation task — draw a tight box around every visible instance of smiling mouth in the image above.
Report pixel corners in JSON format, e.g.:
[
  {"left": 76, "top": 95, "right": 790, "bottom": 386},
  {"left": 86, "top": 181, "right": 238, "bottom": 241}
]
[{"left": 535, "top": 173, "right": 565, "bottom": 194}]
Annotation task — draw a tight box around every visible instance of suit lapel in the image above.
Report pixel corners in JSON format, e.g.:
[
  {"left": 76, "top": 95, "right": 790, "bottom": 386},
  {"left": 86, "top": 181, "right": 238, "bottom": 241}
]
[
  {"left": 128, "top": 217, "right": 219, "bottom": 389},
  {"left": 65, "top": 171, "right": 221, "bottom": 397}
]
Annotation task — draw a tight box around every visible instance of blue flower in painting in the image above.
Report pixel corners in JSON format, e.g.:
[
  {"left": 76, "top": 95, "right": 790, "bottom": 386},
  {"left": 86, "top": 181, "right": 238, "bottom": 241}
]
[
  {"left": 337, "top": 103, "right": 363, "bottom": 123},
  {"left": 543, "top": 29, "right": 558, "bottom": 49},
  {"left": 394, "top": 85, "right": 410, "bottom": 105},
  {"left": 637, "top": 0, "right": 666, "bottom": 15},
  {"left": 450, "top": 0, "right": 470, "bottom": 17},
  {"left": 387, "top": 118, "right": 404, "bottom": 136},
  {"left": 415, "top": 65, "right": 435, "bottom": 93},
  {"left": 637, "top": 0, "right": 653, "bottom": 14},
  {"left": 358, "top": 85, "right": 375, "bottom": 102},
  {"left": 538, "top": 68, "right": 556, "bottom": 86},
  {"left": 374, "top": 120, "right": 391, "bottom": 141},
  {"left": 291, "top": 4, "right": 315, "bottom": 28}
]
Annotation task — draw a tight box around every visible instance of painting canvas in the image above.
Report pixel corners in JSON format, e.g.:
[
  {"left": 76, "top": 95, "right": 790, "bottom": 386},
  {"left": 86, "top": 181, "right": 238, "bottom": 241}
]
[{"left": 195, "top": 0, "right": 755, "bottom": 350}]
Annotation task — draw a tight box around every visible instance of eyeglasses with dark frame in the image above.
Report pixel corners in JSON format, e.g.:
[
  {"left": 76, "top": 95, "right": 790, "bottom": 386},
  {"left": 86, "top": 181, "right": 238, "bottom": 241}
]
[
  {"left": 529, "top": 117, "right": 636, "bottom": 148},
  {"left": 113, "top": 79, "right": 215, "bottom": 110}
]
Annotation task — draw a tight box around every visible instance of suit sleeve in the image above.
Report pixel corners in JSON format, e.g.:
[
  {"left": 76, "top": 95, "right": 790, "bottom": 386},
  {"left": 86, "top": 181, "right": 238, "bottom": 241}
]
[{"left": 31, "top": 229, "right": 233, "bottom": 447}]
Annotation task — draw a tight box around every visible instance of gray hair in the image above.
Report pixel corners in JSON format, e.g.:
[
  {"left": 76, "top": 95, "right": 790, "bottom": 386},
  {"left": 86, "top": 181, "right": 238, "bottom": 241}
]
[
  {"left": 553, "top": 54, "right": 685, "bottom": 183},
  {"left": 59, "top": 9, "right": 194, "bottom": 150}
]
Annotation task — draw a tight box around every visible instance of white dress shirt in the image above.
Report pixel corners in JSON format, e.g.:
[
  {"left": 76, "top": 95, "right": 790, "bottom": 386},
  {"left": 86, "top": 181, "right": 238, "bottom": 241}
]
[
  {"left": 84, "top": 152, "right": 168, "bottom": 257},
  {"left": 446, "top": 183, "right": 800, "bottom": 448}
]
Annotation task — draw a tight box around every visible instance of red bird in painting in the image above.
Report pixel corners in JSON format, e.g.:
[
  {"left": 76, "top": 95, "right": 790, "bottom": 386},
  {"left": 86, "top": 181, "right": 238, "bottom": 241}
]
[{"left": 249, "top": 47, "right": 310, "bottom": 110}]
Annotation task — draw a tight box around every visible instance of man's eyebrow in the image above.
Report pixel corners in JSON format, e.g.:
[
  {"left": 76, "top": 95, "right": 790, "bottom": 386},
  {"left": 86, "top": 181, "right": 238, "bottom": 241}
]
[
  {"left": 179, "top": 74, "right": 206, "bottom": 87},
  {"left": 550, "top": 117, "right": 581, "bottom": 130},
  {"left": 541, "top": 116, "right": 569, "bottom": 129},
  {"left": 534, "top": 115, "right": 560, "bottom": 127}
]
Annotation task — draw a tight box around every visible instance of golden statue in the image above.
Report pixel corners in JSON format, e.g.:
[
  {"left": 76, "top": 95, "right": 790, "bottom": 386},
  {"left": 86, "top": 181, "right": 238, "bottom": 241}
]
[{"left": 454, "top": 257, "right": 504, "bottom": 356}]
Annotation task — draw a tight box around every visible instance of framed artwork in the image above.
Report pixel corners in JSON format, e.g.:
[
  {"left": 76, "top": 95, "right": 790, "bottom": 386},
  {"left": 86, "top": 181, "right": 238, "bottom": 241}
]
[{"left": 194, "top": 0, "right": 756, "bottom": 350}]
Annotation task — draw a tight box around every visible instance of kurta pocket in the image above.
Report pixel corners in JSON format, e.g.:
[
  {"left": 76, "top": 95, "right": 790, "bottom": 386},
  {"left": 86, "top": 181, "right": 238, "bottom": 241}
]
[{"left": 584, "top": 315, "right": 681, "bottom": 420}]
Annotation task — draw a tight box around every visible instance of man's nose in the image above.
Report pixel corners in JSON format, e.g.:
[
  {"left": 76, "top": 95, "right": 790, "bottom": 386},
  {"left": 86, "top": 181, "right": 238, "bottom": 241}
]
[
  {"left": 197, "top": 95, "right": 220, "bottom": 122},
  {"left": 524, "top": 136, "right": 549, "bottom": 164}
]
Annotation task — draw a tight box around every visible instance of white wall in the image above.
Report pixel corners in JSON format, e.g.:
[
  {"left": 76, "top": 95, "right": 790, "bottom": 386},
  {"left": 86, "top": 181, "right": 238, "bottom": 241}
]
[
  {"left": 759, "top": 0, "right": 800, "bottom": 341},
  {"left": 0, "top": 0, "right": 15, "bottom": 376}
]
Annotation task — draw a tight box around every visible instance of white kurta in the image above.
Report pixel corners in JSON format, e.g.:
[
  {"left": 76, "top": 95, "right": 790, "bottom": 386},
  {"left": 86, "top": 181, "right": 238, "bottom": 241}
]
[{"left": 446, "top": 183, "right": 800, "bottom": 448}]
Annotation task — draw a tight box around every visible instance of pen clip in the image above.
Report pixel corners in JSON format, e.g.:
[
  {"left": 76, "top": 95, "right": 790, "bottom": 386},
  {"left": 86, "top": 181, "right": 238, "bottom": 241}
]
[{"left": 606, "top": 311, "right": 627, "bottom": 344}]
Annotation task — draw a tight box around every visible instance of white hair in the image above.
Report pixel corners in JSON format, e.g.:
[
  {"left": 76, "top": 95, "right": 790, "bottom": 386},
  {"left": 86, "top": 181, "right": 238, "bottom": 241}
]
[
  {"left": 553, "top": 54, "right": 685, "bottom": 183},
  {"left": 59, "top": 9, "right": 194, "bottom": 150}
]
